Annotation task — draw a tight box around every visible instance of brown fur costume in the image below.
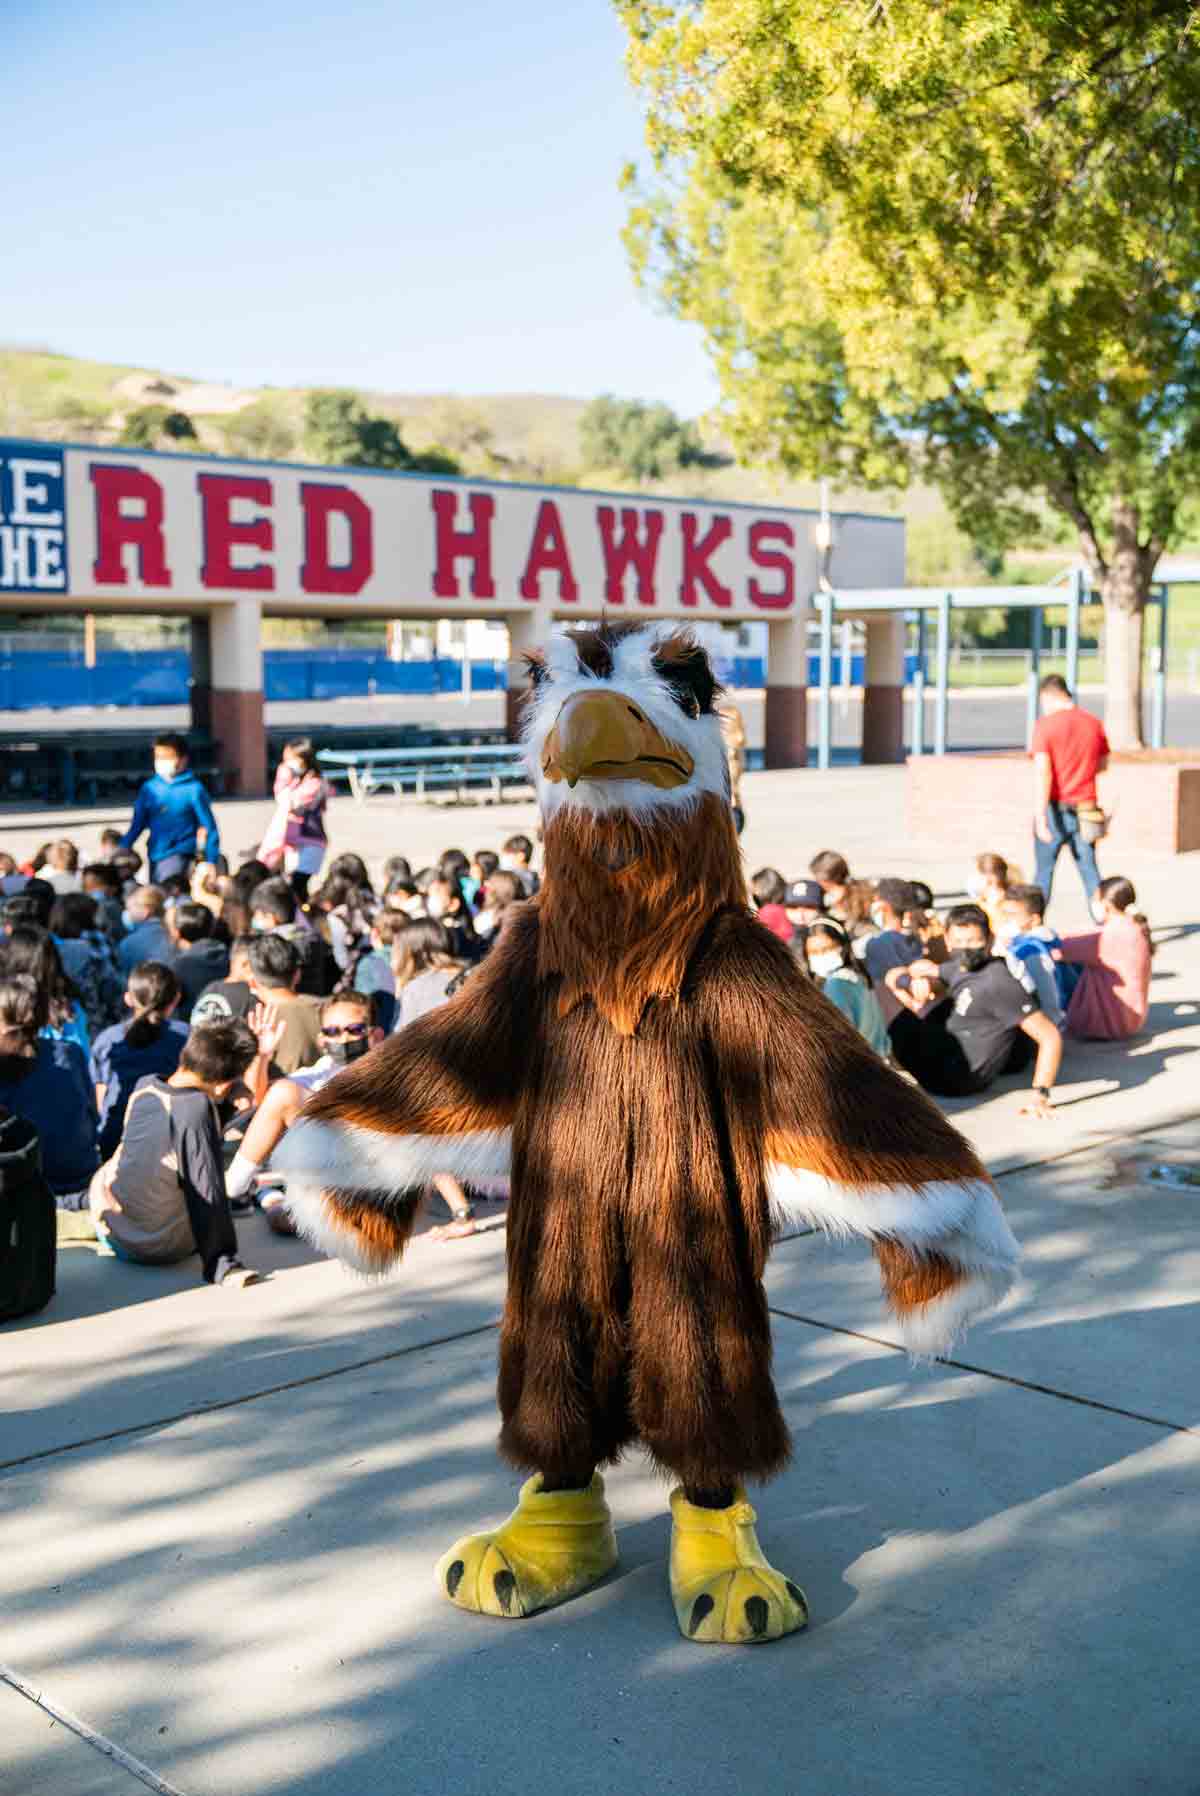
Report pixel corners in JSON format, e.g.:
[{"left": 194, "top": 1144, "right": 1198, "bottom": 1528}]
[{"left": 281, "top": 628, "right": 1016, "bottom": 1491}]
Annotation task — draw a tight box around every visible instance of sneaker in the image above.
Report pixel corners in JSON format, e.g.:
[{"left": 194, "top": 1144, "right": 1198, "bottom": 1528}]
[{"left": 213, "top": 1255, "right": 265, "bottom": 1289}]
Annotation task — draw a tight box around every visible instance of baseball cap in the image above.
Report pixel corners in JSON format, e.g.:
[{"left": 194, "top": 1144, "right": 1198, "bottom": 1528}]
[{"left": 785, "top": 879, "right": 825, "bottom": 911}]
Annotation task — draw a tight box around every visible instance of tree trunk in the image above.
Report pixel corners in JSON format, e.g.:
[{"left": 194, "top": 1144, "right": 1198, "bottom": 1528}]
[
  {"left": 1100, "top": 595, "right": 1145, "bottom": 750},
  {"left": 1096, "top": 499, "right": 1154, "bottom": 752}
]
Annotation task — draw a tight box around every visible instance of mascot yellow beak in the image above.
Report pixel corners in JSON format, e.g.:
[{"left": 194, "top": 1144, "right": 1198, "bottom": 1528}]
[{"left": 542, "top": 689, "right": 695, "bottom": 790}]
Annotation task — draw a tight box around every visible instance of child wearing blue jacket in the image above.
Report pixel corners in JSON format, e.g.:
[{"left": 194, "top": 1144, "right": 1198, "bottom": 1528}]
[{"left": 120, "top": 734, "right": 221, "bottom": 886}]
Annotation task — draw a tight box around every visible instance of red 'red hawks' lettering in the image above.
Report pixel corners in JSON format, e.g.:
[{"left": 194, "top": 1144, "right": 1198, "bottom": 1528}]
[
  {"left": 679, "top": 512, "right": 733, "bottom": 607},
  {"left": 597, "top": 506, "right": 664, "bottom": 605},
  {"left": 300, "top": 484, "right": 373, "bottom": 595},
  {"left": 90, "top": 464, "right": 172, "bottom": 587},
  {"left": 519, "top": 500, "right": 578, "bottom": 603},
  {"left": 431, "top": 490, "right": 495, "bottom": 599},
  {"left": 199, "top": 474, "right": 274, "bottom": 590},
  {"left": 747, "top": 520, "right": 795, "bottom": 609}
]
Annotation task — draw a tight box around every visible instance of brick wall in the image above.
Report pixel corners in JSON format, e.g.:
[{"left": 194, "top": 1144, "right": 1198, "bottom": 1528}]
[{"left": 906, "top": 752, "right": 1200, "bottom": 860}]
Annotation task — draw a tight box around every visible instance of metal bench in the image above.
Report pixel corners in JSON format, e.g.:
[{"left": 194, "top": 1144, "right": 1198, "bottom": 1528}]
[{"left": 318, "top": 744, "right": 531, "bottom": 806}]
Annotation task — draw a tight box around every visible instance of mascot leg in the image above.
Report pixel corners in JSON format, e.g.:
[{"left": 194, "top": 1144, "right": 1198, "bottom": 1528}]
[
  {"left": 669, "top": 1486, "right": 808, "bottom": 1645},
  {"left": 435, "top": 1471, "right": 617, "bottom": 1619}
]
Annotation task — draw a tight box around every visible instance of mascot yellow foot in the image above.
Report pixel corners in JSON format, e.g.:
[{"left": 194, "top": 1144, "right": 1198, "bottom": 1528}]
[
  {"left": 669, "top": 1487, "right": 809, "bottom": 1644},
  {"left": 436, "top": 1473, "right": 618, "bottom": 1619}
]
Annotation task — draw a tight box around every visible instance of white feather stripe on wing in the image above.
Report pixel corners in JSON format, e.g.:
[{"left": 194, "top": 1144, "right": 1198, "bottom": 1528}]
[
  {"left": 271, "top": 1118, "right": 512, "bottom": 1196},
  {"left": 767, "top": 1166, "right": 1020, "bottom": 1273},
  {"left": 892, "top": 1267, "right": 1016, "bottom": 1360},
  {"left": 282, "top": 1180, "right": 393, "bottom": 1276}
]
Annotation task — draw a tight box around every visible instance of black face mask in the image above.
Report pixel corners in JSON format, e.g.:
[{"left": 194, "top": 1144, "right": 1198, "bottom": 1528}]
[
  {"left": 956, "top": 947, "right": 991, "bottom": 974},
  {"left": 326, "top": 1036, "right": 371, "bottom": 1066}
]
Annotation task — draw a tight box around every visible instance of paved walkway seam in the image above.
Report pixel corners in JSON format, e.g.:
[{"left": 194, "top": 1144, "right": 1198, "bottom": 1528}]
[
  {"left": 0, "top": 1320, "right": 500, "bottom": 1476},
  {"left": 767, "top": 1305, "right": 1196, "bottom": 1436},
  {"left": 987, "top": 1102, "right": 1200, "bottom": 1181},
  {"left": 1, "top": 1664, "right": 187, "bottom": 1795}
]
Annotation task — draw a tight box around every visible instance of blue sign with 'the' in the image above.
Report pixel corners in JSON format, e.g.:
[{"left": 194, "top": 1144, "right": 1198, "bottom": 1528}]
[{"left": 0, "top": 446, "right": 68, "bottom": 593}]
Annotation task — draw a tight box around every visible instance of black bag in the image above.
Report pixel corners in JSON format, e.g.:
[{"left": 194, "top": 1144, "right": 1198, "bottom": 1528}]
[{"left": 0, "top": 1107, "right": 57, "bottom": 1322}]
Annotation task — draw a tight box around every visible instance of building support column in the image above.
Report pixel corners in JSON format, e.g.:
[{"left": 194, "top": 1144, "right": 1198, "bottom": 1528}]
[
  {"left": 505, "top": 611, "right": 545, "bottom": 742},
  {"left": 189, "top": 616, "right": 213, "bottom": 737},
  {"left": 209, "top": 598, "right": 266, "bottom": 796},
  {"left": 862, "top": 614, "right": 906, "bottom": 764},
  {"left": 764, "top": 611, "right": 809, "bottom": 769}
]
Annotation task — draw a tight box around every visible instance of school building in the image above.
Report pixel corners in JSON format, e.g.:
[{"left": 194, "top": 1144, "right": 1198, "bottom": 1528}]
[{"left": 0, "top": 439, "right": 906, "bottom": 794}]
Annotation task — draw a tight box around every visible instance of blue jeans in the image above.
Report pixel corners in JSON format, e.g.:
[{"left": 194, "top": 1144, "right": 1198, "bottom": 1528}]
[{"left": 1034, "top": 802, "right": 1101, "bottom": 907}]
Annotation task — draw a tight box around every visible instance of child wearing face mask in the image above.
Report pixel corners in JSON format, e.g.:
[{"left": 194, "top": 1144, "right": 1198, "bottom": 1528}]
[
  {"left": 804, "top": 921, "right": 890, "bottom": 1059},
  {"left": 500, "top": 834, "right": 539, "bottom": 895},
  {"left": 119, "top": 733, "right": 221, "bottom": 887},
  {"left": 861, "top": 878, "right": 923, "bottom": 1023},
  {"left": 258, "top": 738, "right": 332, "bottom": 902},
  {"left": 225, "top": 991, "right": 384, "bottom": 1234}
]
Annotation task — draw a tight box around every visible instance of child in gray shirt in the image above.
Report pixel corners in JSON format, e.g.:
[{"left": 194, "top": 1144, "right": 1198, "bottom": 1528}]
[{"left": 90, "top": 1020, "right": 265, "bottom": 1285}]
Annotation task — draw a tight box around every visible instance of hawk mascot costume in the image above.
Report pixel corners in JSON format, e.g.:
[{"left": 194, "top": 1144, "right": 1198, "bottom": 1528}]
[{"left": 277, "top": 622, "right": 1018, "bottom": 1646}]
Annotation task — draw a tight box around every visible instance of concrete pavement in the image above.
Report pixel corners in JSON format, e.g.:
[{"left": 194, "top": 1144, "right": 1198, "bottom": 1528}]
[
  {"left": 2, "top": 768, "right": 1198, "bottom": 1795},
  {"left": 4, "top": 1138, "right": 1198, "bottom": 1796}
]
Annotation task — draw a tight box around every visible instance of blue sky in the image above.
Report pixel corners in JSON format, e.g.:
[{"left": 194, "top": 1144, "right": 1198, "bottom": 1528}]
[{"left": 3, "top": 0, "right": 719, "bottom": 415}]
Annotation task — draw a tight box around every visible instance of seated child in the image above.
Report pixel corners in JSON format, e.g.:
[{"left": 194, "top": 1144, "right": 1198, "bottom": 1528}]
[
  {"left": 81, "top": 863, "right": 127, "bottom": 943},
  {"left": 352, "top": 913, "right": 399, "bottom": 1032},
  {"left": 803, "top": 919, "right": 890, "bottom": 1059},
  {"left": 971, "top": 852, "right": 1015, "bottom": 937},
  {"left": 91, "top": 961, "right": 189, "bottom": 1159},
  {"left": 227, "top": 991, "right": 386, "bottom": 1234},
  {"left": 89, "top": 1020, "right": 265, "bottom": 1285},
  {"left": 0, "top": 973, "right": 98, "bottom": 1210},
  {"left": 1060, "top": 876, "right": 1152, "bottom": 1041},
  {"left": 751, "top": 868, "right": 795, "bottom": 943},
  {"left": 996, "top": 883, "right": 1069, "bottom": 1027}
]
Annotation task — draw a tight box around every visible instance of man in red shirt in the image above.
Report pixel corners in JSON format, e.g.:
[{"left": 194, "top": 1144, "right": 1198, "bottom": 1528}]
[{"left": 1030, "top": 675, "right": 1109, "bottom": 906}]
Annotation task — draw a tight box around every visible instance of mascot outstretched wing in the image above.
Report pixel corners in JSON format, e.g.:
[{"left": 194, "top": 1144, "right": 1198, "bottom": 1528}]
[
  {"left": 272, "top": 914, "right": 536, "bottom": 1273},
  {"left": 695, "top": 907, "right": 1019, "bottom": 1358}
]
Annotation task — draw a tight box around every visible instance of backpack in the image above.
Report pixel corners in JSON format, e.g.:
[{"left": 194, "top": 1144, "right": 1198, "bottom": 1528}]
[{"left": 0, "top": 1107, "right": 56, "bottom": 1323}]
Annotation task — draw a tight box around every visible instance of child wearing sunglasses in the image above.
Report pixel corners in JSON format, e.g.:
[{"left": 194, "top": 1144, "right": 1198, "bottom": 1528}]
[{"left": 226, "top": 992, "right": 383, "bottom": 1233}]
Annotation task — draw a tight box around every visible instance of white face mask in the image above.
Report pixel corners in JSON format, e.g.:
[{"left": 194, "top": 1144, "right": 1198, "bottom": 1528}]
[
  {"left": 1090, "top": 897, "right": 1108, "bottom": 924},
  {"left": 809, "top": 950, "right": 844, "bottom": 979},
  {"left": 426, "top": 896, "right": 447, "bottom": 920},
  {"left": 869, "top": 904, "right": 887, "bottom": 930},
  {"left": 499, "top": 854, "right": 519, "bottom": 874},
  {"left": 154, "top": 759, "right": 179, "bottom": 782}
]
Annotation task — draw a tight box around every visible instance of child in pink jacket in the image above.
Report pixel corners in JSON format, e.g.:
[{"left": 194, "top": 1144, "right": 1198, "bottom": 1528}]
[{"left": 1061, "top": 876, "right": 1152, "bottom": 1040}]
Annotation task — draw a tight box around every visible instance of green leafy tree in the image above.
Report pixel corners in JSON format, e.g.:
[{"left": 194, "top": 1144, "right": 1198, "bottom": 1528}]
[
  {"left": 618, "top": 0, "right": 1200, "bottom": 746},
  {"left": 119, "top": 405, "right": 197, "bottom": 449},
  {"left": 303, "top": 388, "right": 458, "bottom": 475},
  {"left": 580, "top": 394, "right": 705, "bottom": 482},
  {"left": 222, "top": 399, "right": 297, "bottom": 461},
  {"left": 406, "top": 446, "right": 462, "bottom": 475}
]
